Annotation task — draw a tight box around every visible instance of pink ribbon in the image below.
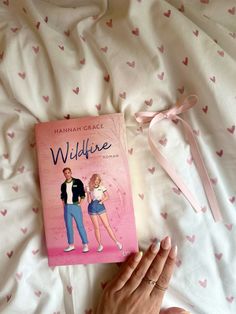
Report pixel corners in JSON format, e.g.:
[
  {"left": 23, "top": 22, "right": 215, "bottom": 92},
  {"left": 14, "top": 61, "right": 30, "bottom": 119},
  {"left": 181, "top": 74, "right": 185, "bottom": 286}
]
[{"left": 135, "top": 95, "right": 222, "bottom": 222}]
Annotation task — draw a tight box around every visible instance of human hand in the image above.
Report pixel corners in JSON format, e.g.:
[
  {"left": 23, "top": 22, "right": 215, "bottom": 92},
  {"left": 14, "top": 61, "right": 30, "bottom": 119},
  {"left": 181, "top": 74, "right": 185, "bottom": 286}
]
[{"left": 95, "top": 236, "right": 187, "bottom": 314}]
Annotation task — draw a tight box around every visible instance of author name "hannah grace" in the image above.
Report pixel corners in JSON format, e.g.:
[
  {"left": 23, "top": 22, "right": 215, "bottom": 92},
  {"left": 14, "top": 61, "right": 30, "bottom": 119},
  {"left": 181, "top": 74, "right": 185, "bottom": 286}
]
[{"left": 54, "top": 124, "right": 104, "bottom": 134}]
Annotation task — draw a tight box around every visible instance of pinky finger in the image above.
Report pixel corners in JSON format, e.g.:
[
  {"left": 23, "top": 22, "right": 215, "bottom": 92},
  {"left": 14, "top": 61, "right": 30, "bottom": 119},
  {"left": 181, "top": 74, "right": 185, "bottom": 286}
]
[{"left": 110, "top": 251, "right": 143, "bottom": 292}]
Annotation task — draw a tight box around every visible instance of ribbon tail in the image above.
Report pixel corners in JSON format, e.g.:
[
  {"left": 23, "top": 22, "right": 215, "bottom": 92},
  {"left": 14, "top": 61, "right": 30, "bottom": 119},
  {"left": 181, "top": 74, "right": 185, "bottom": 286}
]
[
  {"left": 148, "top": 130, "right": 202, "bottom": 213},
  {"left": 180, "top": 117, "right": 222, "bottom": 222}
]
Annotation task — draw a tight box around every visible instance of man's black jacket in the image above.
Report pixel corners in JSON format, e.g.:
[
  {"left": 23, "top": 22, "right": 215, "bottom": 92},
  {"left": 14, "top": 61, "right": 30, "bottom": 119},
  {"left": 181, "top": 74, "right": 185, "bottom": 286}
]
[{"left": 61, "top": 178, "right": 85, "bottom": 204}]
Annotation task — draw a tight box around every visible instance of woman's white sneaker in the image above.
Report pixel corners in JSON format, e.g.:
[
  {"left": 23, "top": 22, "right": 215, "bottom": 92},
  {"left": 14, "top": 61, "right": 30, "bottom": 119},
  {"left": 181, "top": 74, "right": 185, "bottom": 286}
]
[
  {"left": 116, "top": 241, "right": 123, "bottom": 250},
  {"left": 97, "top": 244, "right": 104, "bottom": 252}
]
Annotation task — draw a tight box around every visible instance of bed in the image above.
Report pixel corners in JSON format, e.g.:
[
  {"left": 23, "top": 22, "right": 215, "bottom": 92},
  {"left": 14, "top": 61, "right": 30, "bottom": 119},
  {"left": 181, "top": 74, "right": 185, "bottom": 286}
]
[{"left": 0, "top": 0, "right": 236, "bottom": 313}]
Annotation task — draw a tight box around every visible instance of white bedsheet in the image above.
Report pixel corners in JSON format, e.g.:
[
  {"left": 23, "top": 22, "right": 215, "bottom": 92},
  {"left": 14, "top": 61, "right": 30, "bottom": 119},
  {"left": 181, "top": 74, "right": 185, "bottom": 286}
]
[{"left": 0, "top": 0, "right": 236, "bottom": 313}]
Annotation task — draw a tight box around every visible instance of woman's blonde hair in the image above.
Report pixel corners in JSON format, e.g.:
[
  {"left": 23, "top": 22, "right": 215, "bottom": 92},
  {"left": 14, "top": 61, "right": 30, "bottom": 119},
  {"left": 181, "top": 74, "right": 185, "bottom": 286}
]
[{"left": 89, "top": 174, "right": 101, "bottom": 191}]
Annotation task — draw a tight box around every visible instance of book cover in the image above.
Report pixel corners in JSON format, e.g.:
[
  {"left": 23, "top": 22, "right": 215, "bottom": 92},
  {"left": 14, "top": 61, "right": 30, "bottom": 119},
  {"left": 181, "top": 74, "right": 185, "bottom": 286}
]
[{"left": 35, "top": 113, "right": 138, "bottom": 266}]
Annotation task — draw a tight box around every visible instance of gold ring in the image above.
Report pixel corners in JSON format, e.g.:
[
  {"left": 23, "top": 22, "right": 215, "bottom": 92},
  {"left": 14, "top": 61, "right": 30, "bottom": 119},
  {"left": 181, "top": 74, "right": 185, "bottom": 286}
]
[
  {"left": 154, "top": 282, "right": 168, "bottom": 291},
  {"left": 143, "top": 277, "right": 157, "bottom": 286}
]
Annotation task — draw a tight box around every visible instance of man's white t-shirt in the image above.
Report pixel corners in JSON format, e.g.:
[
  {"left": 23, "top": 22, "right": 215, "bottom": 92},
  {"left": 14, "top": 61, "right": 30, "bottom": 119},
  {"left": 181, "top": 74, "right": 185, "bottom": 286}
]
[{"left": 66, "top": 181, "right": 73, "bottom": 204}]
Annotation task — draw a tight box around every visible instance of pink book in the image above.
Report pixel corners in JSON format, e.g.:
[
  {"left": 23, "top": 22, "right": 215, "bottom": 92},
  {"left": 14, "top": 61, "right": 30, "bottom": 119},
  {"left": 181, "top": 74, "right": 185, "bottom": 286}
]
[{"left": 35, "top": 113, "right": 138, "bottom": 266}]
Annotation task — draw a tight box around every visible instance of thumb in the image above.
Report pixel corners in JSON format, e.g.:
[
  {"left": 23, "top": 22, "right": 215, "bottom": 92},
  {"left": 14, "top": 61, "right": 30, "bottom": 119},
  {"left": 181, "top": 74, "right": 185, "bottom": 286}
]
[{"left": 160, "top": 307, "right": 191, "bottom": 314}]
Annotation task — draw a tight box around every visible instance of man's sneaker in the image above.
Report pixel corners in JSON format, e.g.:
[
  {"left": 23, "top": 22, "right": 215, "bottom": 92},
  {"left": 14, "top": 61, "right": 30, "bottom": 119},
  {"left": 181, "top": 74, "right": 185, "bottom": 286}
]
[
  {"left": 82, "top": 244, "right": 89, "bottom": 253},
  {"left": 64, "top": 245, "right": 75, "bottom": 252},
  {"left": 97, "top": 244, "right": 104, "bottom": 252},
  {"left": 116, "top": 241, "right": 123, "bottom": 250}
]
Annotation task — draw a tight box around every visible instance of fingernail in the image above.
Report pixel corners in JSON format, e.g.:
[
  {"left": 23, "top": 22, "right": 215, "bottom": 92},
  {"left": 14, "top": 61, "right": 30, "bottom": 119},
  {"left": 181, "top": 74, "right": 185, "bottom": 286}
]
[
  {"left": 134, "top": 251, "right": 143, "bottom": 262},
  {"left": 180, "top": 311, "right": 191, "bottom": 314},
  {"left": 151, "top": 241, "right": 160, "bottom": 253},
  {"left": 161, "top": 236, "right": 171, "bottom": 250},
  {"left": 169, "top": 245, "right": 178, "bottom": 259}
]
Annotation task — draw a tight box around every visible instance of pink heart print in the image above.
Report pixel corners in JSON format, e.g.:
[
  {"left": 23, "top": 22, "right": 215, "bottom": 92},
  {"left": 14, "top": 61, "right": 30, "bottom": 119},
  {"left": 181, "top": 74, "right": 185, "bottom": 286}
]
[
  {"left": 159, "top": 137, "right": 167, "bottom": 146},
  {"left": 32, "top": 46, "right": 39, "bottom": 54},
  {"left": 21, "top": 227, "right": 27, "bottom": 234},
  {"left": 43, "top": 96, "right": 49, "bottom": 102},
  {"left": 7, "top": 132, "right": 15, "bottom": 139},
  {"left": 229, "top": 196, "right": 235, "bottom": 203},
  {"left": 18, "top": 72, "right": 26, "bottom": 79},
  {"left": 12, "top": 185, "right": 19, "bottom": 192},
  {"left": 178, "top": 4, "right": 184, "bottom": 12},
  {"left": 157, "top": 72, "right": 164, "bottom": 80},
  {"left": 67, "top": 286, "right": 72, "bottom": 295},
  {"left": 202, "top": 106, "right": 208, "bottom": 113},
  {"left": 119, "top": 92, "right": 126, "bottom": 99},
  {"left": 182, "top": 57, "right": 188, "bottom": 66},
  {"left": 7, "top": 295, "right": 12, "bottom": 302},
  {"left": 34, "top": 290, "right": 42, "bottom": 297},
  {"left": 164, "top": 10, "right": 171, "bottom": 18},
  {"left": 227, "top": 125, "right": 235, "bottom": 134},
  {"left": 226, "top": 296, "right": 234, "bottom": 303},
  {"left": 7, "top": 251, "right": 13, "bottom": 258},
  {"left": 210, "top": 76, "right": 216, "bottom": 83},
  {"left": 104, "top": 74, "right": 110, "bottom": 82},
  {"left": 32, "top": 249, "right": 39, "bottom": 255},
  {"left": 132, "top": 28, "right": 139, "bottom": 36},
  {"left": 217, "top": 50, "right": 224, "bottom": 57},
  {"left": 228, "top": 7, "right": 235, "bottom": 15},
  {"left": 172, "top": 187, "right": 181, "bottom": 195},
  {"left": 32, "top": 207, "right": 39, "bottom": 213},
  {"left": 138, "top": 193, "right": 144, "bottom": 200},
  {"left": 64, "top": 30, "right": 70, "bottom": 37},
  {"left": 215, "top": 253, "right": 223, "bottom": 261},
  {"left": 106, "top": 19, "right": 113, "bottom": 28},
  {"left": 72, "top": 87, "right": 79, "bottom": 95},
  {"left": 160, "top": 212, "right": 168, "bottom": 219},
  {"left": 199, "top": 279, "right": 207, "bottom": 288},
  {"left": 216, "top": 149, "right": 223, "bottom": 157},
  {"left": 186, "top": 235, "right": 195, "bottom": 243},
  {"left": 101, "top": 46, "right": 108, "bottom": 53},
  {"left": 16, "top": 272, "right": 23, "bottom": 280},
  {"left": 145, "top": 99, "right": 153, "bottom": 106},
  {"left": 148, "top": 167, "right": 155, "bottom": 174},
  {"left": 126, "top": 61, "right": 135, "bottom": 68},
  {"left": 1, "top": 209, "right": 7, "bottom": 216},
  {"left": 158, "top": 45, "right": 164, "bottom": 53},
  {"left": 178, "top": 86, "right": 184, "bottom": 94},
  {"left": 175, "top": 259, "right": 182, "bottom": 267},
  {"left": 225, "top": 223, "right": 233, "bottom": 231},
  {"left": 96, "top": 104, "right": 101, "bottom": 111}
]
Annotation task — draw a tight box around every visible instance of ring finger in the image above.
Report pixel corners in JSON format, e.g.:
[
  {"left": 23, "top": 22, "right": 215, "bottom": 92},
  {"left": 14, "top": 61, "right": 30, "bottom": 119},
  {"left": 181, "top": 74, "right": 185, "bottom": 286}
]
[
  {"left": 123, "top": 239, "right": 161, "bottom": 293},
  {"left": 150, "top": 244, "right": 177, "bottom": 307},
  {"left": 138, "top": 236, "right": 173, "bottom": 294}
]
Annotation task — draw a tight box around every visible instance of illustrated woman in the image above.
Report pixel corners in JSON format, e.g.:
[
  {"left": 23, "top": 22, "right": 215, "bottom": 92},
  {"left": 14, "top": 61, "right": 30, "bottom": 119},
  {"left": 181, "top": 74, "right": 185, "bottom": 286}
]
[{"left": 87, "top": 174, "right": 122, "bottom": 252}]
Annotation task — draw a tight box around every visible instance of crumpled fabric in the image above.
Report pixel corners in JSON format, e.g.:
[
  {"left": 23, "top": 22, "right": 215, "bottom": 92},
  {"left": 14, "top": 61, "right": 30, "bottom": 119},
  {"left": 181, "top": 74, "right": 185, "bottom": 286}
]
[{"left": 0, "top": 1, "right": 236, "bottom": 313}]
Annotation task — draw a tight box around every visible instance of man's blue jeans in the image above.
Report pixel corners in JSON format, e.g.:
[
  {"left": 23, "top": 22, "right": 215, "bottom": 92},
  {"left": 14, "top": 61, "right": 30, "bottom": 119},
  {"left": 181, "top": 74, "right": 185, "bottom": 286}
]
[{"left": 64, "top": 204, "right": 88, "bottom": 244}]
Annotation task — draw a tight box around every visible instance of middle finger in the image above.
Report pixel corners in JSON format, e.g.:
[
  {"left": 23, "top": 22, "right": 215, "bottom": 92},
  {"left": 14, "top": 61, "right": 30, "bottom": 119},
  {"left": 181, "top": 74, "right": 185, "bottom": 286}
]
[
  {"left": 137, "top": 236, "right": 172, "bottom": 294},
  {"left": 123, "top": 239, "right": 161, "bottom": 293}
]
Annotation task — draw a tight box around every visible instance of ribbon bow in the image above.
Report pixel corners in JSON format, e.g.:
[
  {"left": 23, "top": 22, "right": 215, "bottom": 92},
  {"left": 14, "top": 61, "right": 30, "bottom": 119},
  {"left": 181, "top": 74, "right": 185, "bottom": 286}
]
[{"left": 135, "top": 95, "right": 222, "bottom": 222}]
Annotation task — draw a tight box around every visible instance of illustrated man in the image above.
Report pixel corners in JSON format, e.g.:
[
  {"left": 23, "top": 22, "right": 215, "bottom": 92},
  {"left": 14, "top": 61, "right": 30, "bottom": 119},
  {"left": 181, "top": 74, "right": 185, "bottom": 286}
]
[{"left": 60, "top": 167, "right": 89, "bottom": 253}]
